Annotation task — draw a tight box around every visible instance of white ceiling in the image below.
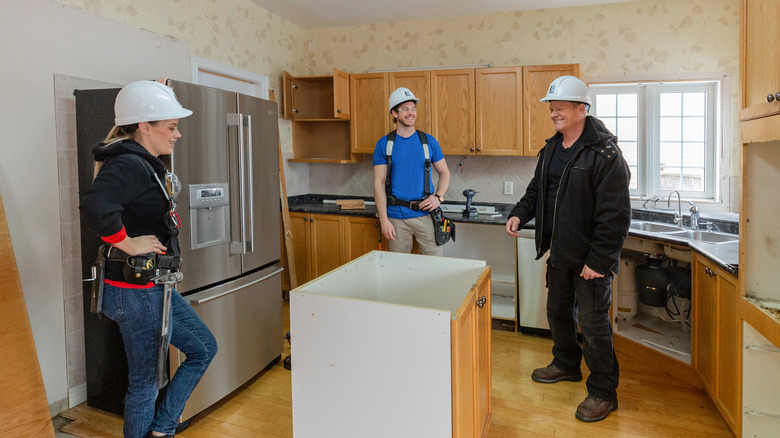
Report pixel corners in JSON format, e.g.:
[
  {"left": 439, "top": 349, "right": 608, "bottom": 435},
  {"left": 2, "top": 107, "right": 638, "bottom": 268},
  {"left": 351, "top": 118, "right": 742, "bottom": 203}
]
[{"left": 249, "top": 0, "right": 638, "bottom": 29}]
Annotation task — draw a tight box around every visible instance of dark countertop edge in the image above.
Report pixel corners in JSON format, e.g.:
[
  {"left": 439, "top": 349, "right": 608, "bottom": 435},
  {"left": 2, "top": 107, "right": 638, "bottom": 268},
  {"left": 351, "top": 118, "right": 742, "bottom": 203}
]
[{"left": 288, "top": 195, "right": 739, "bottom": 274}]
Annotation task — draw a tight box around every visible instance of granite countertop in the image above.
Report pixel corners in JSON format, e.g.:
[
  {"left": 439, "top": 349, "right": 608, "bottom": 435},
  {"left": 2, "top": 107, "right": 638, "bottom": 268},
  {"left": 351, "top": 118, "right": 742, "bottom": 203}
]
[{"left": 288, "top": 194, "right": 739, "bottom": 275}]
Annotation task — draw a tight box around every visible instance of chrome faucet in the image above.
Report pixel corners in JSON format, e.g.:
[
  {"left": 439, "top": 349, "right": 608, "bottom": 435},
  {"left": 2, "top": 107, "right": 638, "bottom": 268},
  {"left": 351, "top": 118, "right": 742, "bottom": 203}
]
[
  {"left": 688, "top": 201, "right": 700, "bottom": 231},
  {"left": 667, "top": 191, "right": 682, "bottom": 228}
]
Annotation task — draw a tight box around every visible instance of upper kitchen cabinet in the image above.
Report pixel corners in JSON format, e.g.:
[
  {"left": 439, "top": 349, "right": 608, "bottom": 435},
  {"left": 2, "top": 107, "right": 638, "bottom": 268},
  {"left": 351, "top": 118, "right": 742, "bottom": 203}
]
[
  {"left": 522, "top": 64, "right": 580, "bottom": 156},
  {"left": 350, "top": 73, "right": 390, "bottom": 154},
  {"left": 431, "top": 69, "right": 476, "bottom": 155},
  {"left": 389, "top": 71, "right": 432, "bottom": 133},
  {"left": 283, "top": 69, "right": 350, "bottom": 120},
  {"left": 476, "top": 67, "right": 523, "bottom": 156},
  {"left": 740, "top": 0, "right": 780, "bottom": 132},
  {"left": 284, "top": 69, "right": 354, "bottom": 163}
]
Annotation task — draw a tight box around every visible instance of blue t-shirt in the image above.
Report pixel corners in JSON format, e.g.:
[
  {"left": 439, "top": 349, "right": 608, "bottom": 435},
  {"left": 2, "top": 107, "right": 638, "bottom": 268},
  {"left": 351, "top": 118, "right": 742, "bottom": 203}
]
[{"left": 373, "top": 131, "right": 444, "bottom": 219}]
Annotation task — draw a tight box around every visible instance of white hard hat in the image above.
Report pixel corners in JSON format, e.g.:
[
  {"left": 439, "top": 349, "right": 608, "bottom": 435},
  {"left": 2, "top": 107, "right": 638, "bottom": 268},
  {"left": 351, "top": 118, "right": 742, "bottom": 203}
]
[
  {"left": 114, "top": 80, "right": 193, "bottom": 125},
  {"left": 389, "top": 87, "right": 419, "bottom": 113},
  {"left": 539, "top": 75, "right": 591, "bottom": 106}
]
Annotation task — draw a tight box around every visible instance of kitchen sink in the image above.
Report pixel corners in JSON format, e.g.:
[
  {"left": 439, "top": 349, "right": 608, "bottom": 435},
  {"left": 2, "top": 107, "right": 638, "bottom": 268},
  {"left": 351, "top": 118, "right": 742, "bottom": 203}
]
[
  {"left": 439, "top": 204, "right": 496, "bottom": 214},
  {"left": 629, "top": 221, "right": 682, "bottom": 233},
  {"left": 662, "top": 230, "right": 739, "bottom": 244}
]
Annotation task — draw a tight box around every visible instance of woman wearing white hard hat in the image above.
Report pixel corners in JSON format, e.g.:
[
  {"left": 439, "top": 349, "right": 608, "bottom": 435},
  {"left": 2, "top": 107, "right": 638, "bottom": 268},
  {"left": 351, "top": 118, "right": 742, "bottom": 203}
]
[{"left": 80, "top": 79, "right": 216, "bottom": 438}]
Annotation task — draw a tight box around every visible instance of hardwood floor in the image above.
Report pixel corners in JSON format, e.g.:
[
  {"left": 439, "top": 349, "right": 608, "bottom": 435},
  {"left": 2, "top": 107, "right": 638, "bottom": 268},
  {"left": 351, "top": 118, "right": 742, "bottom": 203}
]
[{"left": 61, "top": 301, "right": 733, "bottom": 437}]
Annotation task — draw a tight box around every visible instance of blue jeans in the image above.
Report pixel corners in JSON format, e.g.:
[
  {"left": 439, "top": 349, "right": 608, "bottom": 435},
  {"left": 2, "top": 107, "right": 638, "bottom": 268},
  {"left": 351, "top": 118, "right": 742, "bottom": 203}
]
[
  {"left": 102, "top": 283, "right": 218, "bottom": 437},
  {"left": 545, "top": 262, "right": 619, "bottom": 402}
]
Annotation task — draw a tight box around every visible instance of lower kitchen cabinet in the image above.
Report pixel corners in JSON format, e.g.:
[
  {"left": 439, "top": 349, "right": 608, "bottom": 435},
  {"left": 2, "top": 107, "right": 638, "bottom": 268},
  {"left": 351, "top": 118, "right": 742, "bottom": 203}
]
[
  {"left": 692, "top": 253, "right": 740, "bottom": 434},
  {"left": 287, "top": 212, "right": 383, "bottom": 286},
  {"left": 290, "top": 251, "right": 491, "bottom": 438}
]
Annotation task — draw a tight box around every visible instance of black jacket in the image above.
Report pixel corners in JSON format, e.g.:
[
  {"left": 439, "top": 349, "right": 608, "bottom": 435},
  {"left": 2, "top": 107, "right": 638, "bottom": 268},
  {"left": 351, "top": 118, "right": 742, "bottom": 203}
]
[
  {"left": 79, "top": 139, "right": 172, "bottom": 251},
  {"left": 508, "top": 116, "right": 631, "bottom": 275}
]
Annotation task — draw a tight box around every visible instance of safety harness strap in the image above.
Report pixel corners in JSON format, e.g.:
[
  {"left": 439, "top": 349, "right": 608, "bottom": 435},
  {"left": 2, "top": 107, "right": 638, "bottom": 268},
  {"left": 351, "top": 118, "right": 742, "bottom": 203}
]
[{"left": 385, "top": 130, "right": 432, "bottom": 210}]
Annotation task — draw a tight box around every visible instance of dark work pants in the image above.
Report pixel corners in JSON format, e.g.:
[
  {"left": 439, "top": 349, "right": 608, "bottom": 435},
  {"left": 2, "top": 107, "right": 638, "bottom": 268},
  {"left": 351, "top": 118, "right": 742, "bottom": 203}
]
[{"left": 546, "top": 261, "right": 619, "bottom": 402}]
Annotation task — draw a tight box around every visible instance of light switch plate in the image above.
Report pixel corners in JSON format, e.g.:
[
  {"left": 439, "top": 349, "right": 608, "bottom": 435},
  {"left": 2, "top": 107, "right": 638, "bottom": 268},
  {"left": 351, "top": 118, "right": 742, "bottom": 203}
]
[{"left": 503, "top": 181, "right": 513, "bottom": 195}]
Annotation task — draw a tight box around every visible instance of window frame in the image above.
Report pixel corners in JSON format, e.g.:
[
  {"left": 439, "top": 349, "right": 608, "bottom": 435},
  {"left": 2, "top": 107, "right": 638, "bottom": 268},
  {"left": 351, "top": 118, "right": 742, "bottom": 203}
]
[{"left": 589, "top": 79, "right": 722, "bottom": 202}]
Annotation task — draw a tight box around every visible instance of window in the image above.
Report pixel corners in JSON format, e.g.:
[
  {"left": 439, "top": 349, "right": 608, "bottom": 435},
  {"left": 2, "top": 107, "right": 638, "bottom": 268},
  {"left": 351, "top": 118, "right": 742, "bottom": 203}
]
[{"left": 589, "top": 81, "right": 720, "bottom": 200}]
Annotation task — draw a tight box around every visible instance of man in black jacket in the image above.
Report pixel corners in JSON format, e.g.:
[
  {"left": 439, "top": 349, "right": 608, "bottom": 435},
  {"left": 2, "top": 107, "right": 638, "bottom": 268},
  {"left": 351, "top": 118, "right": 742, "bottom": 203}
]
[{"left": 506, "top": 75, "right": 631, "bottom": 422}]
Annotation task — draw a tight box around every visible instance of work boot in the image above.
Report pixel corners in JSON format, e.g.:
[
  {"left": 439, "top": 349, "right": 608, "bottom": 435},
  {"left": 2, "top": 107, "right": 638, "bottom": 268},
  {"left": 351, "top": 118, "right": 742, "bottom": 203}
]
[
  {"left": 531, "top": 364, "right": 582, "bottom": 383},
  {"left": 575, "top": 395, "right": 618, "bottom": 422}
]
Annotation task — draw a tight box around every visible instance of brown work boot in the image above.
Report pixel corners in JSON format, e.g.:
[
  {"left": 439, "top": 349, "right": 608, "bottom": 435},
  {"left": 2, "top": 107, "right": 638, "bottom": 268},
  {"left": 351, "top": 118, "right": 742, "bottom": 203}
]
[
  {"left": 530, "top": 364, "right": 583, "bottom": 383},
  {"left": 575, "top": 395, "right": 618, "bottom": 422}
]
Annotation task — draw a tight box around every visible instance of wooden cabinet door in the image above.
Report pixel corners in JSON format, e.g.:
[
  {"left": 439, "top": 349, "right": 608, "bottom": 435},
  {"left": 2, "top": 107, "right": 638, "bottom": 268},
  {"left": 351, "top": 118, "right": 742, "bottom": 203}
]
[
  {"left": 289, "top": 212, "right": 312, "bottom": 285},
  {"left": 716, "top": 271, "right": 740, "bottom": 432},
  {"left": 333, "top": 68, "right": 350, "bottom": 119},
  {"left": 693, "top": 257, "right": 717, "bottom": 392},
  {"left": 343, "top": 216, "right": 382, "bottom": 262},
  {"left": 309, "top": 213, "right": 344, "bottom": 278},
  {"left": 390, "top": 71, "right": 432, "bottom": 133},
  {"left": 282, "top": 71, "right": 296, "bottom": 120},
  {"left": 522, "top": 64, "right": 580, "bottom": 156},
  {"left": 476, "top": 67, "right": 523, "bottom": 156},
  {"left": 741, "top": 0, "right": 780, "bottom": 117},
  {"left": 350, "top": 73, "right": 389, "bottom": 154},
  {"left": 431, "top": 69, "right": 475, "bottom": 155},
  {"left": 451, "top": 288, "right": 477, "bottom": 438},
  {"left": 473, "top": 269, "right": 492, "bottom": 437}
]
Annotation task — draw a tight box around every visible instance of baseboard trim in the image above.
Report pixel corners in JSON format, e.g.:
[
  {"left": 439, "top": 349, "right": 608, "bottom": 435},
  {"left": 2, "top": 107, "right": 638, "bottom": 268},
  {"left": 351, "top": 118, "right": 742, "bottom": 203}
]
[{"left": 68, "top": 383, "right": 87, "bottom": 409}]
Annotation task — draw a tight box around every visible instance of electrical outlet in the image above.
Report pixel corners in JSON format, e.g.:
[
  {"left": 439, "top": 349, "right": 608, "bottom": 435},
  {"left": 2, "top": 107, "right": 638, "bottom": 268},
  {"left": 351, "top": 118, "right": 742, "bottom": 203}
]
[{"left": 503, "top": 181, "right": 513, "bottom": 195}]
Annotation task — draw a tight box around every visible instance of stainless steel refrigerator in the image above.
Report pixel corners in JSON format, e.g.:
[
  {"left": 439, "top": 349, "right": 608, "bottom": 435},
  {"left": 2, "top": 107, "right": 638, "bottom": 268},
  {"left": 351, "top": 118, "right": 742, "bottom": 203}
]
[{"left": 75, "top": 81, "right": 283, "bottom": 421}]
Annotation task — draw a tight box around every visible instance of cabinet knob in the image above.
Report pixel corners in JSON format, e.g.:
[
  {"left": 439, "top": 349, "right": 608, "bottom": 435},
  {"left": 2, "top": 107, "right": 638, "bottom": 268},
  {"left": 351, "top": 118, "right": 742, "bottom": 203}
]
[
  {"left": 470, "top": 147, "right": 475, "bottom": 152},
  {"left": 476, "top": 147, "right": 482, "bottom": 152},
  {"left": 767, "top": 94, "right": 774, "bottom": 103},
  {"left": 475, "top": 296, "right": 487, "bottom": 308},
  {"left": 337, "top": 109, "right": 342, "bottom": 114},
  {"left": 776, "top": 93, "right": 780, "bottom": 102},
  {"left": 293, "top": 108, "right": 299, "bottom": 114},
  {"left": 304, "top": 217, "right": 308, "bottom": 221}
]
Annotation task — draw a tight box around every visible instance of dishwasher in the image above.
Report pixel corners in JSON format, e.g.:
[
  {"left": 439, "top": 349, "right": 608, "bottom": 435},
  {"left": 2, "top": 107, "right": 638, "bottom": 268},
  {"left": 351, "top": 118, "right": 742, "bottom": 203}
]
[{"left": 516, "top": 229, "right": 550, "bottom": 334}]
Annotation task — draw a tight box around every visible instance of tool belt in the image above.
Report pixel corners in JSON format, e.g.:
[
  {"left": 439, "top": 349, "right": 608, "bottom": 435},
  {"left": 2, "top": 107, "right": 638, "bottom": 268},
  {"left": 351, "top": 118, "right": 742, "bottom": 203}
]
[
  {"left": 430, "top": 207, "right": 456, "bottom": 246},
  {"left": 104, "top": 246, "right": 182, "bottom": 285},
  {"left": 387, "top": 194, "right": 425, "bottom": 211}
]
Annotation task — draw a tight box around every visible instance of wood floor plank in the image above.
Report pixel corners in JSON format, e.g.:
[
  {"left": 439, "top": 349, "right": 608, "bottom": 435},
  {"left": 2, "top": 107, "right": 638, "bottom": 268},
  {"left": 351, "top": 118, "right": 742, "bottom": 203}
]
[{"left": 60, "top": 300, "right": 733, "bottom": 437}]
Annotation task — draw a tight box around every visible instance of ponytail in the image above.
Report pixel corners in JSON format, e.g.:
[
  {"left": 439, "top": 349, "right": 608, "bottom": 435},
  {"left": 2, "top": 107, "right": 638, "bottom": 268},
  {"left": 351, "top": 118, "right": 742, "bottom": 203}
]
[{"left": 92, "top": 124, "right": 139, "bottom": 179}]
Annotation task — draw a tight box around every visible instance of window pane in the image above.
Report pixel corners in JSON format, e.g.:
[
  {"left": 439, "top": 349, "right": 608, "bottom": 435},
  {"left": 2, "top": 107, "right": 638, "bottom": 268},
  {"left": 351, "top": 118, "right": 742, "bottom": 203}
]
[
  {"left": 660, "top": 142, "right": 682, "bottom": 167},
  {"left": 617, "top": 118, "right": 637, "bottom": 141},
  {"left": 660, "top": 167, "right": 681, "bottom": 191},
  {"left": 629, "top": 166, "right": 638, "bottom": 190},
  {"left": 617, "top": 94, "right": 638, "bottom": 116},
  {"left": 683, "top": 168, "right": 705, "bottom": 191},
  {"left": 596, "top": 94, "right": 616, "bottom": 117},
  {"left": 683, "top": 116, "right": 705, "bottom": 142},
  {"left": 619, "top": 141, "right": 637, "bottom": 165},
  {"left": 660, "top": 117, "right": 682, "bottom": 141},
  {"left": 660, "top": 92, "right": 682, "bottom": 116},
  {"left": 683, "top": 92, "right": 706, "bottom": 116},
  {"left": 683, "top": 142, "right": 705, "bottom": 167}
]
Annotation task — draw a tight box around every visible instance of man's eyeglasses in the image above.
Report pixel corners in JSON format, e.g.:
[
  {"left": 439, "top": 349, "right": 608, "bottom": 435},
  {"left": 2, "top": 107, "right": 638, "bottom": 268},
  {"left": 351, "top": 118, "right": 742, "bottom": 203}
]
[{"left": 396, "top": 107, "right": 417, "bottom": 113}]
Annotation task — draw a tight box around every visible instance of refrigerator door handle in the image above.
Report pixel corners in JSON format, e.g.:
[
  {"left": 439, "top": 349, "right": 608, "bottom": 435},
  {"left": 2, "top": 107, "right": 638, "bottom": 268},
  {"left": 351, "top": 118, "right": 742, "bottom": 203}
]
[
  {"left": 244, "top": 114, "right": 255, "bottom": 253},
  {"left": 187, "top": 266, "right": 284, "bottom": 305},
  {"left": 227, "top": 112, "right": 248, "bottom": 255}
]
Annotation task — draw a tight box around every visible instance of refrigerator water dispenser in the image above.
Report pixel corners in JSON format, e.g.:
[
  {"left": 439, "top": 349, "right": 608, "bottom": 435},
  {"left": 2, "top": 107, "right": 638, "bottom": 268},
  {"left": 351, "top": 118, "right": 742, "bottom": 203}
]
[{"left": 189, "top": 183, "right": 230, "bottom": 250}]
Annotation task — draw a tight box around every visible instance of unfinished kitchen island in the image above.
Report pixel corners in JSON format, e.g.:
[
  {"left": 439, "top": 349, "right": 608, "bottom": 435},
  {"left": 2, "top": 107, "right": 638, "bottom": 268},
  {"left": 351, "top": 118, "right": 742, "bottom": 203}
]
[{"left": 290, "top": 251, "right": 492, "bottom": 438}]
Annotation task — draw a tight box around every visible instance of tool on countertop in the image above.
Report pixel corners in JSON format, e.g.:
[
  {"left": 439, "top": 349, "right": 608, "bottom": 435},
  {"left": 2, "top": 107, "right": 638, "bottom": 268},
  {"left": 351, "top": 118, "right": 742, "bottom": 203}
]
[
  {"left": 462, "top": 189, "right": 478, "bottom": 217},
  {"left": 151, "top": 270, "right": 183, "bottom": 389}
]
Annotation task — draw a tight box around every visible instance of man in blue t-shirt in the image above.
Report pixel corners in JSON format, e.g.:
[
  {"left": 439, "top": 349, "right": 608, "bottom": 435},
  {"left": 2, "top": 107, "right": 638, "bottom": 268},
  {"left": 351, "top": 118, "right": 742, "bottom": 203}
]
[{"left": 373, "top": 87, "right": 450, "bottom": 256}]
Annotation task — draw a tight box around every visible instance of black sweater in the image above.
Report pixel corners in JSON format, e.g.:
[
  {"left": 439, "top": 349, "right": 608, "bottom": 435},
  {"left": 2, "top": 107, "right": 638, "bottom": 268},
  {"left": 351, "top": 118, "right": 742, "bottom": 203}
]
[{"left": 80, "top": 139, "right": 172, "bottom": 252}]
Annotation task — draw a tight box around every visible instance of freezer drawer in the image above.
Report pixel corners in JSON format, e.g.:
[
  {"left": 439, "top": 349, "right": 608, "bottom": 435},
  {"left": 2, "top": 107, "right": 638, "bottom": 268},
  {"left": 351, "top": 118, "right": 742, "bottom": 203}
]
[{"left": 172, "top": 265, "right": 283, "bottom": 421}]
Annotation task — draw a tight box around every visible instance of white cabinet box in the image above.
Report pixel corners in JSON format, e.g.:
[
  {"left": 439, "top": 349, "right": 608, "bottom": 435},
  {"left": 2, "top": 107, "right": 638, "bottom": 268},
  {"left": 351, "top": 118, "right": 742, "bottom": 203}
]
[{"left": 290, "top": 250, "right": 492, "bottom": 438}]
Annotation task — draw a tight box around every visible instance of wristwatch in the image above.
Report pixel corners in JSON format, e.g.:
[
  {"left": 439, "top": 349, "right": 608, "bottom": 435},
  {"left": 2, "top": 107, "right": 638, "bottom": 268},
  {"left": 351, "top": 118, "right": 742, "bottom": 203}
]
[{"left": 433, "top": 194, "right": 442, "bottom": 202}]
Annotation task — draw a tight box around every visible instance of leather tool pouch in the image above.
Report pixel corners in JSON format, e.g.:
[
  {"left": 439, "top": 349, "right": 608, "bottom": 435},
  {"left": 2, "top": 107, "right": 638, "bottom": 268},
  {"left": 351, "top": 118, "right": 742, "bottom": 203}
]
[
  {"left": 90, "top": 245, "right": 107, "bottom": 314},
  {"left": 122, "top": 253, "right": 160, "bottom": 285},
  {"left": 430, "top": 207, "right": 456, "bottom": 246}
]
